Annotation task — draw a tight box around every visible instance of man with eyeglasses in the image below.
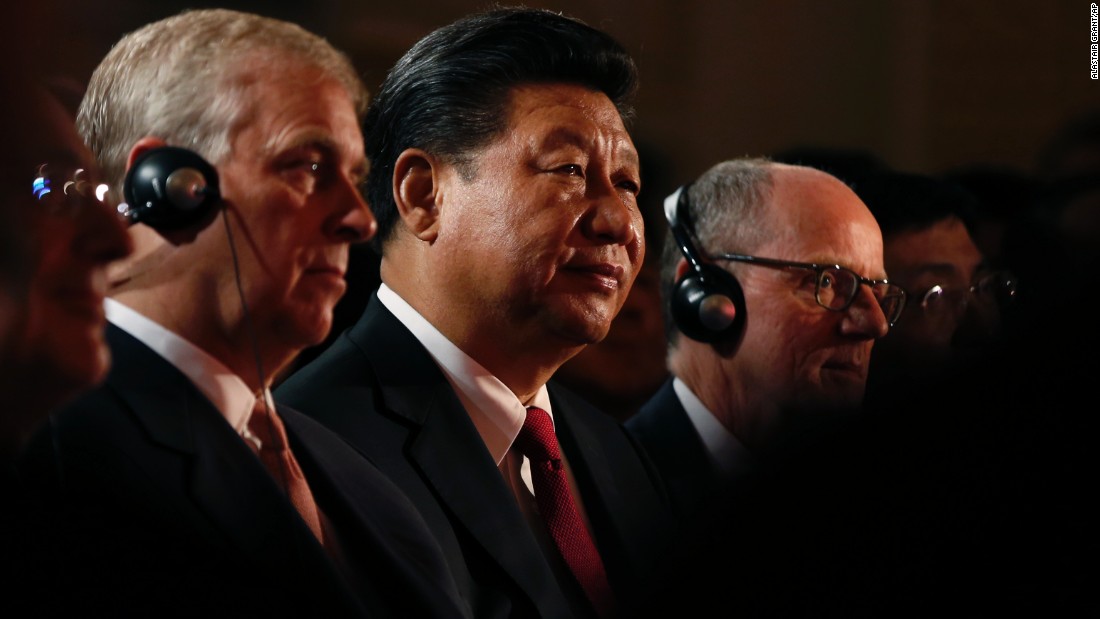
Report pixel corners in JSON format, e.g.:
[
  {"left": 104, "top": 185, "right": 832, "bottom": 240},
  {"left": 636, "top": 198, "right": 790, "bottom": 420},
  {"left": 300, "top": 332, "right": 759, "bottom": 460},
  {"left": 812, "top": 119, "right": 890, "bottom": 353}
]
[
  {"left": 1, "top": 36, "right": 134, "bottom": 610},
  {"left": 853, "top": 170, "right": 1017, "bottom": 402},
  {"left": 628, "top": 156, "right": 898, "bottom": 510},
  {"left": 0, "top": 76, "right": 133, "bottom": 461},
  {"left": 624, "top": 157, "right": 904, "bottom": 612}
]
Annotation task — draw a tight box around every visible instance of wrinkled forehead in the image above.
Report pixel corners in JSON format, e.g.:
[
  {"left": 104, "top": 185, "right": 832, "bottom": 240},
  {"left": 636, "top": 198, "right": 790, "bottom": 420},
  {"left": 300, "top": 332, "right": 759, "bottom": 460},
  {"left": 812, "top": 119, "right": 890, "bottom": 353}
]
[{"left": 502, "top": 83, "right": 634, "bottom": 149}]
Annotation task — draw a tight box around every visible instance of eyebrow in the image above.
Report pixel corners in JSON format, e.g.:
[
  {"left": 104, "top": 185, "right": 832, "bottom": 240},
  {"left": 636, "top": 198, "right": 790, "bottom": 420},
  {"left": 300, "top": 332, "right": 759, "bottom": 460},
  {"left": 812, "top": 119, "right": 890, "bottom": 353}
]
[
  {"left": 798, "top": 258, "right": 889, "bottom": 281},
  {"left": 892, "top": 262, "right": 965, "bottom": 280},
  {"left": 537, "top": 127, "right": 640, "bottom": 168},
  {"left": 265, "top": 129, "right": 369, "bottom": 181}
]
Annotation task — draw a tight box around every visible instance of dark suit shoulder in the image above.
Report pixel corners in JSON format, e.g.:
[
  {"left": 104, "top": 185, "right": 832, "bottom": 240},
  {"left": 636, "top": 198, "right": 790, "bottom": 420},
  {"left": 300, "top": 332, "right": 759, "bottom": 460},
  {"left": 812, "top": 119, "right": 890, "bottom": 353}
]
[
  {"left": 624, "top": 380, "right": 717, "bottom": 523},
  {"left": 280, "top": 405, "right": 472, "bottom": 619},
  {"left": 16, "top": 327, "right": 399, "bottom": 617},
  {"left": 278, "top": 301, "right": 581, "bottom": 619}
]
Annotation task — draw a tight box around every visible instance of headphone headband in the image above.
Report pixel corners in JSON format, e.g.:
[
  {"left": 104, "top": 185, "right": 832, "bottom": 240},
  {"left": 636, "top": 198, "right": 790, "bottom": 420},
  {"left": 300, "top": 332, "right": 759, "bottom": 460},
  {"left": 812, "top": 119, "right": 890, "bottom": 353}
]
[{"left": 665, "top": 183, "right": 746, "bottom": 343}]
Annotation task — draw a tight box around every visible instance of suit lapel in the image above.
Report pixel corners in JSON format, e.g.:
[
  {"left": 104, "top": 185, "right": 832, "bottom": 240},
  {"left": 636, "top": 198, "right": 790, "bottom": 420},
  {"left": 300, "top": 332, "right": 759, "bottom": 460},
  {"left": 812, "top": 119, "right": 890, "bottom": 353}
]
[
  {"left": 632, "top": 380, "right": 715, "bottom": 512},
  {"left": 552, "top": 383, "right": 675, "bottom": 610},
  {"left": 103, "top": 325, "right": 337, "bottom": 571},
  {"left": 282, "top": 405, "right": 470, "bottom": 616},
  {"left": 350, "top": 299, "right": 568, "bottom": 611}
]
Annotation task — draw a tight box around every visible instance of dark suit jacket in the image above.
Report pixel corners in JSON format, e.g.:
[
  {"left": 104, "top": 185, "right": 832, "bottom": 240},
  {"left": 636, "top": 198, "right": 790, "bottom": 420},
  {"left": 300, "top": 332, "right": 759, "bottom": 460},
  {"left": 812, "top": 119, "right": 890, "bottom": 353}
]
[
  {"left": 16, "top": 324, "right": 470, "bottom": 618},
  {"left": 624, "top": 379, "right": 719, "bottom": 525},
  {"left": 276, "top": 294, "right": 671, "bottom": 619}
]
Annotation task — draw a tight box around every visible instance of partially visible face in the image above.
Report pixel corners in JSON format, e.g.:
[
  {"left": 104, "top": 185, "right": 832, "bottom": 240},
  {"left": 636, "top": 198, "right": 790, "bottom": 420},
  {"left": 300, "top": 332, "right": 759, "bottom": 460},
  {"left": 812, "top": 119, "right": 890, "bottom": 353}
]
[
  {"left": 432, "top": 83, "right": 644, "bottom": 353},
  {"left": 874, "top": 216, "right": 993, "bottom": 368},
  {"left": 4, "top": 87, "right": 132, "bottom": 398},
  {"left": 730, "top": 166, "right": 890, "bottom": 412},
  {"left": 196, "top": 57, "right": 374, "bottom": 355}
]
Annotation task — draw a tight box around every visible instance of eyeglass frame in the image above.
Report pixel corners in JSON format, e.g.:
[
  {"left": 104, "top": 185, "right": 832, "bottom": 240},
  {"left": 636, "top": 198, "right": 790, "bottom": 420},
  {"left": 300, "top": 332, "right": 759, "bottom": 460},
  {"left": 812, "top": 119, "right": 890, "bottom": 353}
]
[
  {"left": 915, "top": 270, "right": 1018, "bottom": 311},
  {"left": 709, "top": 252, "right": 908, "bottom": 327},
  {"left": 32, "top": 164, "right": 116, "bottom": 217}
]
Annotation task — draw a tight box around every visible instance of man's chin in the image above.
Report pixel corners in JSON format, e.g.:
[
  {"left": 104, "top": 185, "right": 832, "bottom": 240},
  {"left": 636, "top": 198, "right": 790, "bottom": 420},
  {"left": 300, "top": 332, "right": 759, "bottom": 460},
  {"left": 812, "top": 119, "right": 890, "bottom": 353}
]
[
  {"left": 537, "top": 298, "right": 614, "bottom": 344},
  {"left": 551, "top": 317, "right": 612, "bottom": 349},
  {"left": 276, "top": 310, "right": 334, "bottom": 351},
  {"left": 804, "top": 373, "right": 866, "bottom": 412}
]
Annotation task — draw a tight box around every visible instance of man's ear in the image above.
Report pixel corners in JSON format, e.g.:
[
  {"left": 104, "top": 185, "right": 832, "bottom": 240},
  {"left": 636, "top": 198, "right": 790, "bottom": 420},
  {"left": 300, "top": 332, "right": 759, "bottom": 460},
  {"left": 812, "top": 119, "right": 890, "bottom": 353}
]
[
  {"left": 125, "top": 136, "right": 170, "bottom": 172},
  {"left": 674, "top": 257, "right": 692, "bottom": 281},
  {"left": 393, "top": 148, "right": 443, "bottom": 243}
]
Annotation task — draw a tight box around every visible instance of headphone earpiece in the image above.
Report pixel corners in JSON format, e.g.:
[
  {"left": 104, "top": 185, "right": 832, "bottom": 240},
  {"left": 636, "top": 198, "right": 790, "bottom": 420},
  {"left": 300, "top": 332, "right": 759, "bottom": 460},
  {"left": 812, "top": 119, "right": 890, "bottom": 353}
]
[
  {"left": 122, "top": 146, "right": 220, "bottom": 231},
  {"left": 665, "top": 184, "right": 747, "bottom": 343}
]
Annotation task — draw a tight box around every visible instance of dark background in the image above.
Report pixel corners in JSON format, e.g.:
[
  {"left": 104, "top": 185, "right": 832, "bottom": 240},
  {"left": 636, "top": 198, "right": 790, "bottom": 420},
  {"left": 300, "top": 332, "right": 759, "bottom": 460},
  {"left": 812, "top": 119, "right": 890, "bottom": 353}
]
[
  {"left": 34, "top": 0, "right": 1099, "bottom": 191},
  {"left": 20, "top": 0, "right": 1099, "bottom": 370},
  {"left": 14, "top": 5, "right": 1094, "bottom": 609}
]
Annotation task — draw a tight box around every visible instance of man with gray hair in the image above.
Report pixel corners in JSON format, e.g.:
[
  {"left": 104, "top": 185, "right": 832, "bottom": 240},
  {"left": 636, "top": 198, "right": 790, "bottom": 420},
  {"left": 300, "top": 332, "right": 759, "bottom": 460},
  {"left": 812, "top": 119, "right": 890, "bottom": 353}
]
[
  {"left": 627, "top": 157, "right": 903, "bottom": 525},
  {"left": 18, "top": 9, "right": 468, "bottom": 617}
]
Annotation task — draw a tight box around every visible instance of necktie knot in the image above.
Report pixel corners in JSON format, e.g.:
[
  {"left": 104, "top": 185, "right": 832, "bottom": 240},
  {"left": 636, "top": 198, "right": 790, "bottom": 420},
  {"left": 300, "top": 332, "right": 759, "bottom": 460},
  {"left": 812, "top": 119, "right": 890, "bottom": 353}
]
[
  {"left": 248, "top": 396, "right": 286, "bottom": 452},
  {"left": 512, "top": 404, "right": 615, "bottom": 616},
  {"left": 514, "top": 406, "right": 560, "bottom": 462},
  {"left": 246, "top": 395, "right": 325, "bottom": 545}
]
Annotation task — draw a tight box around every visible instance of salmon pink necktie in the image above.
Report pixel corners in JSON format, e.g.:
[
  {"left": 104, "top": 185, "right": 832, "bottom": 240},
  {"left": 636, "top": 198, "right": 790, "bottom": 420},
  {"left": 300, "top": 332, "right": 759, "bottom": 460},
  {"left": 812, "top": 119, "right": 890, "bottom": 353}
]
[{"left": 248, "top": 399, "right": 325, "bottom": 545}]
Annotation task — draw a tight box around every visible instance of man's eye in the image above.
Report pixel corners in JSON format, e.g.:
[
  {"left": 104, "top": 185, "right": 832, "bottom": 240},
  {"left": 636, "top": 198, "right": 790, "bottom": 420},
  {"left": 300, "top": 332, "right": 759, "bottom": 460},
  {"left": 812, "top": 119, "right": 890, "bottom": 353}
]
[
  {"left": 558, "top": 164, "right": 583, "bottom": 177},
  {"left": 617, "top": 179, "right": 640, "bottom": 195}
]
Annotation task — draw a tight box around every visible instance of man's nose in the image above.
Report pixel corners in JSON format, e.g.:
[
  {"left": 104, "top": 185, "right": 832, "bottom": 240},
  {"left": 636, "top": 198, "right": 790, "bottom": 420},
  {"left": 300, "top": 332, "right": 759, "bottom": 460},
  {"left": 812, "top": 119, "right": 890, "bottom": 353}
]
[
  {"left": 841, "top": 285, "right": 890, "bottom": 339},
  {"left": 584, "top": 180, "right": 637, "bottom": 247},
  {"left": 326, "top": 175, "right": 376, "bottom": 243}
]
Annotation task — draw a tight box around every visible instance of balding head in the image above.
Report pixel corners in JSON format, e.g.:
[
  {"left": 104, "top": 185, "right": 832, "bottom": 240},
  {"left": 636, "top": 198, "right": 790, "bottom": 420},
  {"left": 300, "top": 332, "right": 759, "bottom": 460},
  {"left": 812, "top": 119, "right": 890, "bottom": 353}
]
[{"left": 665, "top": 158, "right": 890, "bottom": 450}]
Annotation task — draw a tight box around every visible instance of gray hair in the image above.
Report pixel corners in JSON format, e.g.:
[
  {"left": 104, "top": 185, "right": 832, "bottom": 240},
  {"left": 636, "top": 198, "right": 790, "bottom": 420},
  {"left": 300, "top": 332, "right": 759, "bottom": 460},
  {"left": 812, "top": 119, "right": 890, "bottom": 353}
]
[
  {"left": 661, "top": 158, "right": 775, "bottom": 297},
  {"left": 77, "top": 8, "right": 367, "bottom": 196}
]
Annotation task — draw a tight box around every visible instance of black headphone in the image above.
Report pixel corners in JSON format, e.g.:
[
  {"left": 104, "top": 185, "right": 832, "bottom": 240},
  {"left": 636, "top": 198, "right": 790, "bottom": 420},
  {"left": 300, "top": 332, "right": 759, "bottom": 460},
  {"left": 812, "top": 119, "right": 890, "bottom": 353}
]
[
  {"left": 122, "top": 146, "right": 221, "bottom": 231},
  {"left": 121, "top": 144, "right": 272, "bottom": 404},
  {"left": 665, "top": 183, "right": 746, "bottom": 343}
]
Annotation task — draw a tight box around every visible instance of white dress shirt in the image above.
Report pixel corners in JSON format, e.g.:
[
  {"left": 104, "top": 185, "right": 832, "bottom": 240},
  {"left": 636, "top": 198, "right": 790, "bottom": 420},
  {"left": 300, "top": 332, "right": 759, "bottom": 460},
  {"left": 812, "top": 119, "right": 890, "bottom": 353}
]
[
  {"left": 673, "top": 376, "right": 754, "bottom": 480},
  {"left": 377, "top": 284, "right": 602, "bottom": 614},
  {"left": 377, "top": 284, "right": 556, "bottom": 491},
  {"left": 105, "top": 297, "right": 270, "bottom": 449}
]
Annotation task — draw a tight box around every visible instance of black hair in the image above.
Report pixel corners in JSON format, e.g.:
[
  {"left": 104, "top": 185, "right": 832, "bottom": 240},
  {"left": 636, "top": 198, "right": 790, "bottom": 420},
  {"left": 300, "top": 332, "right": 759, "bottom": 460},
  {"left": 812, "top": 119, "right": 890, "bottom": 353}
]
[
  {"left": 852, "top": 170, "right": 980, "bottom": 238},
  {"left": 363, "top": 6, "right": 639, "bottom": 253}
]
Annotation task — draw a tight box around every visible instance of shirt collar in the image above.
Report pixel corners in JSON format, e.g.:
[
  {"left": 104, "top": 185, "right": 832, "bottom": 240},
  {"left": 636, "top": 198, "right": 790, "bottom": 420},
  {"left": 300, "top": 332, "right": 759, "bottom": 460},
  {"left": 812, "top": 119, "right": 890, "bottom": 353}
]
[
  {"left": 377, "top": 283, "right": 551, "bottom": 465},
  {"left": 105, "top": 297, "right": 256, "bottom": 437},
  {"left": 673, "top": 376, "right": 753, "bottom": 478}
]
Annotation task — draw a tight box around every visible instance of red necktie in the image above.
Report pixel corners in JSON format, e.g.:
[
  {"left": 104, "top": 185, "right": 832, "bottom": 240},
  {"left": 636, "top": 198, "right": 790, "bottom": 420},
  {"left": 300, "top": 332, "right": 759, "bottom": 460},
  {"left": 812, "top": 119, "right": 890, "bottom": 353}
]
[
  {"left": 513, "top": 406, "right": 615, "bottom": 617},
  {"left": 248, "top": 398, "right": 326, "bottom": 545}
]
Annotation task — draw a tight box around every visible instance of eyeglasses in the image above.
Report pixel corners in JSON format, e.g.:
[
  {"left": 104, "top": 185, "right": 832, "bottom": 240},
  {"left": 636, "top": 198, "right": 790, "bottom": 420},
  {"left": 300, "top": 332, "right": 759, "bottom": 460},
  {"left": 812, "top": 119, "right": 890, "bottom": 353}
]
[
  {"left": 32, "top": 164, "right": 115, "bottom": 217},
  {"left": 917, "top": 271, "right": 1018, "bottom": 314},
  {"left": 711, "top": 253, "right": 908, "bottom": 326}
]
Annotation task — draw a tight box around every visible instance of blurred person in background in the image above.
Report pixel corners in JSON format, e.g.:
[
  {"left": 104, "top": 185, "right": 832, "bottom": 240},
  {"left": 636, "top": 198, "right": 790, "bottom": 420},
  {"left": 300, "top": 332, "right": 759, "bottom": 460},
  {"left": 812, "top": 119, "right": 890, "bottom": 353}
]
[
  {"left": 0, "top": 72, "right": 132, "bottom": 462},
  {"left": 853, "top": 170, "right": 1017, "bottom": 402}
]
